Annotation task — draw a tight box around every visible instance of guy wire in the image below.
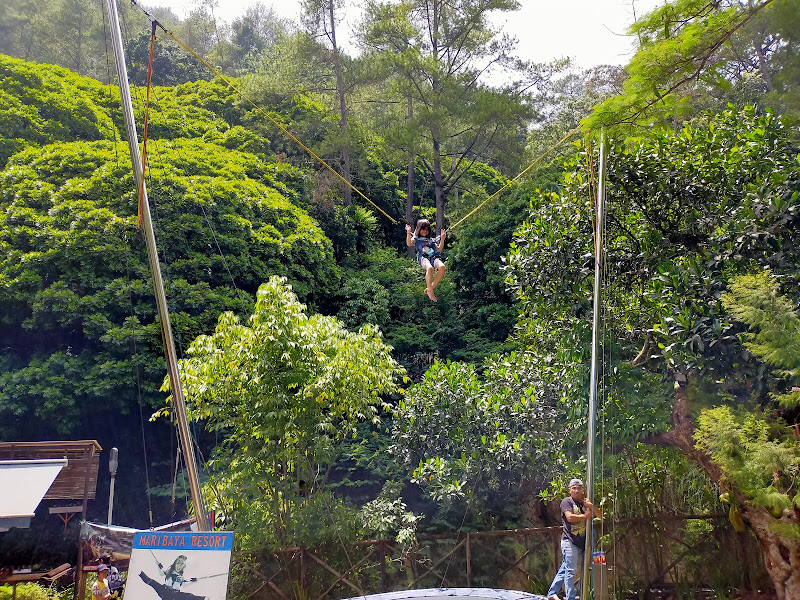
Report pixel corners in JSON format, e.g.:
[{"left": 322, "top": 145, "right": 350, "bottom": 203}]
[{"left": 126, "top": 0, "right": 397, "bottom": 224}]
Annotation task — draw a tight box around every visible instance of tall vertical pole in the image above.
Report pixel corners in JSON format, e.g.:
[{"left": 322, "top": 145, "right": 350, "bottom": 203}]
[
  {"left": 583, "top": 132, "right": 607, "bottom": 600},
  {"left": 105, "top": 0, "right": 209, "bottom": 531},
  {"left": 107, "top": 447, "right": 118, "bottom": 525}
]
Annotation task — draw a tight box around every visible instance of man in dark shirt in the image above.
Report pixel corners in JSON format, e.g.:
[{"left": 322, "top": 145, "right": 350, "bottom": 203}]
[{"left": 546, "top": 478, "right": 602, "bottom": 600}]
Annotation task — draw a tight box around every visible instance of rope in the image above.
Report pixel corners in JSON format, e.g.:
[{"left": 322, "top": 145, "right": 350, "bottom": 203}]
[
  {"left": 138, "top": 21, "right": 157, "bottom": 228},
  {"left": 126, "top": 234, "right": 155, "bottom": 527},
  {"left": 126, "top": 0, "right": 396, "bottom": 224},
  {"left": 448, "top": 124, "right": 583, "bottom": 230},
  {"left": 103, "top": 0, "right": 155, "bottom": 527}
]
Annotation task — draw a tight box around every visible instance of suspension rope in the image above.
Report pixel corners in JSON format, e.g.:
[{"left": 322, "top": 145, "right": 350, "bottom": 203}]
[
  {"left": 448, "top": 124, "right": 584, "bottom": 230},
  {"left": 120, "top": 6, "right": 210, "bottom": 519},
  {"left": 125, "top": 0, "right": 396, "bottom": 224},
  {"left": 102, "top": 0, "right": 156, "bottom": 526},
  {"left": 125, "top": 234, "right": 156, "bottom": 527},
  {"left": 138, "top": 20, "right": 157, "bottom": 228}
]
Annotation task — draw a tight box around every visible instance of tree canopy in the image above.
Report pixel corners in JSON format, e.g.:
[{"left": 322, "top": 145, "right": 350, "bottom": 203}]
[{"left": 3, "top": 0, "right": 800, "bottom": 594}]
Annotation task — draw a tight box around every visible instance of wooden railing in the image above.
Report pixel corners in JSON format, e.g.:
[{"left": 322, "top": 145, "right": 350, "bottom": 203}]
[{"left": 233, "top": 514, "right": 757, "bottom": 600}]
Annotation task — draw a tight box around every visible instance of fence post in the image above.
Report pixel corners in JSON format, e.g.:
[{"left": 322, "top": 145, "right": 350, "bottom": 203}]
[
  {"left": 381, "top": 541, "right": 388, "bottom": 593},
  {"left": 466, "top": 533, "right": 472, "bottom": 587},
  {"left": 553, "top": 528, "right": 560, "bottom": 576},
  {"left": 300, "top": 547, "right": 307, "bottom": 600}
]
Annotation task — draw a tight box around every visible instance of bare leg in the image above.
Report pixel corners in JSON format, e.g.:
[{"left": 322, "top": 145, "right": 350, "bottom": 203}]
[
  {"left": 431, "top": 259, "right": 446, "bottom": 289},
  {"left": 421, "top": 259, "right": 437, "bottom": 301}
]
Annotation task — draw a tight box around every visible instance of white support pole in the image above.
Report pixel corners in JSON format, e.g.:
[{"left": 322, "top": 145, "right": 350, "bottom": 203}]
[
  {"left": 104, "top": 0, "right": 208, "bottom": 531},
  {"left": 583, "top": 132, "right": 607, "bottom": 600},
  {"left": 107, "top": 448, "right": 118, "bottom": 525}
]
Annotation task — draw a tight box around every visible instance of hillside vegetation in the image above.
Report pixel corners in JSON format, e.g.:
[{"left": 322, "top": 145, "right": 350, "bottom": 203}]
[{"left": 2, "top": 0, "right": 800, "bottom": 596}]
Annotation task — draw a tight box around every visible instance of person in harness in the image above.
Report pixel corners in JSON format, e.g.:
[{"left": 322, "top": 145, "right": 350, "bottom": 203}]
[{"left": 405, "top": 219, "right": 447, "bottom": 302}]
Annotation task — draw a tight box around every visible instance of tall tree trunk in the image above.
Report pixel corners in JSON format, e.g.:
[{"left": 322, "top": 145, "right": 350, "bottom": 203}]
[
  {"left": 433, "top": 136, "right": 445, "bottom": 233},
  {"left": 744, "top": 505, "right": 800, "bottom": 599},
  {"left": 328, "top": 0, "right": 351, "bottom": 205},
  {"left": 653, "top": 379, "right": 800, "bottom": 599},
  {"left": 755, "top": 40, "right": 773, "bottom": 93},
  {"left": 429, "top": 0, "right": 444, "bottom": 232},
  {"left": 406, "top": 94, "right": 415, "bottom": 227},
  {"left": 407, "top": 96, "right": 417, "bottom": 258}
]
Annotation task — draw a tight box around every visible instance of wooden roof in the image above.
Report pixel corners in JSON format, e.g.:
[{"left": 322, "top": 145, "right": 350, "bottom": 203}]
[{"left": 0, "top": 441, "right": 102, "bottom": 500}]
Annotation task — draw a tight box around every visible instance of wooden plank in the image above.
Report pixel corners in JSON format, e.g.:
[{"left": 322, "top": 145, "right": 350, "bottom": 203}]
[
  {"left": 314, "top": 547, "right": 376, "bottom": 600},
  {"left": 41, "top": 564, "right": 71, "bottom": 581},
  {"left": 49, "top": 506, "right": 83, "bottom": 514},
  {"left": 406, "top": 538, "right": 466, "bottom": 589},
  {"left": 306, "top": 551, "right": 365, "bottom": 596}
]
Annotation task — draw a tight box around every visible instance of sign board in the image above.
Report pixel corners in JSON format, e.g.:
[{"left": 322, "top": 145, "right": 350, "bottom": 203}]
[
  {"left": 80, "top": 518, "right": 211, "bottom": 567},
  {"left": 123, "top": 531, "right": 234, "bottom": 600}
]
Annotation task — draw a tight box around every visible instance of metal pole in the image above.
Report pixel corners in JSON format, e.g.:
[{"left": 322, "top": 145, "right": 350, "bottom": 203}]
[
  {"left": 104, "top": 0, "right": 209, "bottom": 531},
  {"left": 107, "top": 447, "right": 118, "bottom": 525},
  {"left": 583, "top": 132, "right": 607, "bottom": 600}
]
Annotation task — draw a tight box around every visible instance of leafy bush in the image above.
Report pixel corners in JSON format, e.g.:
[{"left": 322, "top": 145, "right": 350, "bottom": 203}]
[
  {"left": 0, "top": 138, "right": 336, "bottom": 440},
  {"left": 0, "top": 56, "right": 118, "bottom": 167},
  {"left": 0, "top": 583, "right": 65, "bottom": 600}
]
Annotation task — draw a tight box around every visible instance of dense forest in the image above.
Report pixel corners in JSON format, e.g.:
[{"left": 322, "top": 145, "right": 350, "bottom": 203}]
[{"left": 1, "top": 0, "right": 800, "bottom": 598}]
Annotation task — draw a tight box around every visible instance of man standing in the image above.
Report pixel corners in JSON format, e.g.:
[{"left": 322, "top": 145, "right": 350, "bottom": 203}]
[{"left": 547, "top": 478, "right": 602, "bottom": 600}]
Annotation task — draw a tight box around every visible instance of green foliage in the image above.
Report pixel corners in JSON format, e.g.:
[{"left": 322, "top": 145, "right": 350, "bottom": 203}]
[
  {"left": 359, "top": 0, "right": 533, "bottom": 228},
  {"left": 695, "top": 406, "right": 799, "bottom": 519},
  {"left": 360, "top": 481, "right": 421, "bottom": 548},
  {"left": 315, "top": 204, "right": 380, "bottom": 263},
  {"left": 169, "top": 276, "right": 404, "bottom": 549},
  {"left": 584, "top": 0, "right": 778, "bottom": 132},
  {"left": 126, "top": 33, "right": 210, "bottom": 86},
  {"left": 722, "top": 272, "right": 800, "bottom": 408},
  {"left": 0, "top": 584, "right": 65, "bottom": 600},
  {"left": 333, "top": 246, "right": 459, "bottom": 378},
  {"left": 338, "top": 277, "right": 391, "bottom": 330},
  {"left": 504, "top": 105, "right": 800, "bottom": 582},
  {"left": 0, "top": 55, "right": 118, "bottom": 167},
  {"left": 509, "top": 107, "right": 800, "bottom": 380},
  {"left": 604, "top": 445, "right": 722, "bottom": 520},
  {"left": 0, "top": 131, "right": 336, "bottom": 438},
  {"left": 392, "top": 356, "right": 564, "bottom": 519}
]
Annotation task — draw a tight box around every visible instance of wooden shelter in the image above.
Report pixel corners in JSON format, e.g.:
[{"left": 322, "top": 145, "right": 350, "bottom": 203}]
[
  {"left": 0, "top": 441, "right": 102, "bottom": 598},
  {"left": 0, "top": 440, "right": 101, "bottom": 517}
]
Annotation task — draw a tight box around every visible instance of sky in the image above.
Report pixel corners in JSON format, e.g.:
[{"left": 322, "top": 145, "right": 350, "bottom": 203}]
[{"left": 164, "top": 0, "right": 665, "bottom": 71}]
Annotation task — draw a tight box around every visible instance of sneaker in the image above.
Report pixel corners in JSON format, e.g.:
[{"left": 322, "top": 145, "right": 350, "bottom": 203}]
[{"left": 549, "top": 596, "right": 561, "bottom": 600}]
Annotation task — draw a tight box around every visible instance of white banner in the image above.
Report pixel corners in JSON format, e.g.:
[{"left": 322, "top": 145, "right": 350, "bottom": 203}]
[{"left": 123, "top": 531, "right": 234, "bottom": 600}]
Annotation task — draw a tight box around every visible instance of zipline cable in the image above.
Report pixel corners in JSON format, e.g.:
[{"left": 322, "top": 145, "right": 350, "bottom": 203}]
[
  {"left": 448, "top": 124, "right": 584, "bottom": 231},
  {"left": 123, "top": 0, "right": 596, "bottom": 233},
  {"left": 126, "top": 0, "right": 397, "bottom": 224}
]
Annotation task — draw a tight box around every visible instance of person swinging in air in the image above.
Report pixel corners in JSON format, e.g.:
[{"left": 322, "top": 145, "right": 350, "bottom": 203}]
[{"left": 405, "top": 219, "right": 447, "bottom": 302}]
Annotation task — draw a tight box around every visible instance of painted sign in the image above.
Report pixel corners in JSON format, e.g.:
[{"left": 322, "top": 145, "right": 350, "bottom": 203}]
[
  {"left": 80, "top": 517, "right": 208, "bottom": 566},
  {"left": 123, "top": 531, "right": 234, "bottom": 600}
]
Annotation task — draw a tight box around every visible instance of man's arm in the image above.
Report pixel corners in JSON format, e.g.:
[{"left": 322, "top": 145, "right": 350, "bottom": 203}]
[{"left": 564, "top": 509, "right": 591, "bottom": 523}]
